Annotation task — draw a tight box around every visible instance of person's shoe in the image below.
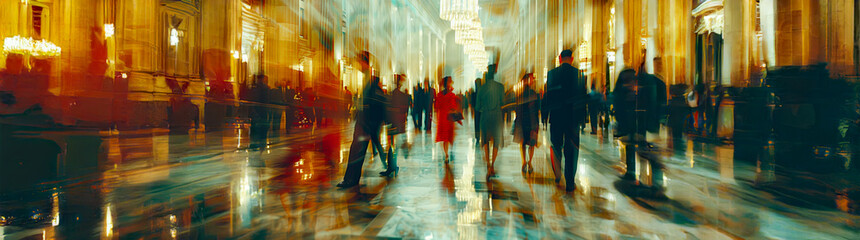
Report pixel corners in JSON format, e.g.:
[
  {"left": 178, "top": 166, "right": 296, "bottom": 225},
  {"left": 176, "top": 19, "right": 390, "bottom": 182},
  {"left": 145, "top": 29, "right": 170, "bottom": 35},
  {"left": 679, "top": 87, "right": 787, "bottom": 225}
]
[
  {"left": 521, "top": 164, "right": 528, "bottom": 173},
  {"left": 621, "top": 174, "right": 636, "bottom": 181},
  {"left": 590, "top": 131, "right": 597, "bottom": 135},
  {"left": 379, "top": 167, "right": 399, "bottom": 177},
  {"left": 336, "top": 181, "right": 358, "bottom": 189},
  {"left": 566, "top": 185, "right": 577, "bottom": 192},
  {"left": 528, "top": 164, "right": 534, "bottom": 174}
]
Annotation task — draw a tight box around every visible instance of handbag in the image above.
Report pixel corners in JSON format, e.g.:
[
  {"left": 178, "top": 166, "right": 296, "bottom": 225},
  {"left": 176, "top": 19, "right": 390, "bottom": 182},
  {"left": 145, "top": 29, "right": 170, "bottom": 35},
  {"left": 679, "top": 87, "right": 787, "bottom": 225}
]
[{"left": 448, "top": 112, "right": 464, "bottom": 122}]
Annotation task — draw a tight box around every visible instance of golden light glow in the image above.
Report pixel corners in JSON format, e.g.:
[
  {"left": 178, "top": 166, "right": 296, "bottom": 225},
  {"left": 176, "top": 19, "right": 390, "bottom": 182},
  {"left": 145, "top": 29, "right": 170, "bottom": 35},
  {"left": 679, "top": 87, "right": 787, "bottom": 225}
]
[
  {"left": 104, "top": 24, "right": 115, "bottom": 38},
  {"left": 697, "top": 10, "right": 724, "bottom": 35},
  {"left": 3, "top": 36, "right": 62, "bottom": 57},
  {"left": 169, "top": 28, "right": 180, "bottom": 46}
]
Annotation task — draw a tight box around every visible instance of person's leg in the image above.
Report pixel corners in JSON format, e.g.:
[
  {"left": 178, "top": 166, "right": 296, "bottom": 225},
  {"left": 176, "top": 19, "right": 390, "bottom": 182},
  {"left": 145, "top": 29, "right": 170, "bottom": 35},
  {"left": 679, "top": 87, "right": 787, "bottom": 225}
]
[
  {"left": 491, "top": 139, "right": 499, "bottom": 165},
  {"left": 520, "top": 143, "right": 527, "bottom": 172},
  {"left": 590, "top": 112, "right": 598, "bottom": 133},
  {"left": 483, "top": 143, "right": 490, "bottom": 163},
  {"left": 386, "top": 134, "right": 395, "bottom": 170},
  {"left": 413, "top": 108, "right": 423, "bottom": 129},
  {"left": 549, "top": 126, "right": 564, "bottom": 183},
  {"left": 381, "top": 134, "right": 399, "bottom": 176},
  {"left": 527, "top": 145, "right": 535, "bottom": 166},
  {"left": 474, "top": 113, "right": 481, "bottom": 143},
  {"left": 564, "top": 127, "right": 580, "bottom": 191},
  {"left": 370, "top": 130, "right": 386, "bottom": 167},
  {"left": 443, "top": 141, "right": 450, "bottom": 162},
  {"left": 399, "top": 133, "right": 410, "bottom": 159},
  {"left": 624, "top": 132, "right": 638, "bottom": 180},
  {"left": 424, "top": 106, "right": 433, "bottom": 131},
  {"left": 483, "top": 143, "right": 492, "bottom": 177},
  {"left": 342, "top": 126, "right": 371, "bottom": 185}
]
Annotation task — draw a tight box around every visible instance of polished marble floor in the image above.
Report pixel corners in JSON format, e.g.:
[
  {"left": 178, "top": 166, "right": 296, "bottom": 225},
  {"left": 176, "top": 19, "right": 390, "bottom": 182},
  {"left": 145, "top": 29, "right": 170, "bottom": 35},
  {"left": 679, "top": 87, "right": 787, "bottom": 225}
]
[{"left": 1, "top": 116, "right": 858, "bottom": 239}]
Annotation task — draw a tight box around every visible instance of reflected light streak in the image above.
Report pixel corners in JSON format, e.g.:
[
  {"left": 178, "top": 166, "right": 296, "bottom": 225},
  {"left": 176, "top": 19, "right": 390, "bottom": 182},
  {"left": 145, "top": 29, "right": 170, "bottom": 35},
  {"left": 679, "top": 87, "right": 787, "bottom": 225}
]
[
  {"left": 455, "top": 137, "right": 481, "bottom": 240},
  {"left": 104, "top": 204, "right": 113, "bottom": 237},
  {"left": 51, "top": 191, "right": 59, "bottom": 227}
]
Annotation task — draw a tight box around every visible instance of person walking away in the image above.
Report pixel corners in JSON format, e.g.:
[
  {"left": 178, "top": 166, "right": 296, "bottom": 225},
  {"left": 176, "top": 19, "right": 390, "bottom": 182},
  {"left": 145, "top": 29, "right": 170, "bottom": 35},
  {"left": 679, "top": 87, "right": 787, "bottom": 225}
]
[
  {"left": 513, "top": 73, "right": 540, "bottom": 174},
  {"left": 423, "top": 79, "right": 436, "bottom": 131},
  {"left": 587, "top": 84, "right": 605, "bottom": 135},
  {"left": 248, "top": 74, "right": 270, "bottom": 149},
  {"left": 269, "top": 82, "right": 286, "bottom": 138},
  {"left": 542, "top": 49, "right": 587, "bottom": 192},
  {"left": 473, "top": 78, "right": 483, "bottom": 144},
  {"left": 284, "top": 86, "right": 297, "bottom": 132},
  {"left": 667, "top": 84, "right": 690, "bottom": 151},
  {"left": 613, "top": 69, "right": 640, "bottom": 181},
  {"left": 337, "top": 52, "right": 387, "bottom": 189},
  {"left": 435, "top": 76, "right": 462, "bottom": 162},
  {"left": 477, "top": 64, "right": 505, "bottom": 179},
  {"left": 412, "top": 81, "right": 425, "bottom": 130},
  {"left": 382, "top": 74, "right": 411, "bottom": 177}
]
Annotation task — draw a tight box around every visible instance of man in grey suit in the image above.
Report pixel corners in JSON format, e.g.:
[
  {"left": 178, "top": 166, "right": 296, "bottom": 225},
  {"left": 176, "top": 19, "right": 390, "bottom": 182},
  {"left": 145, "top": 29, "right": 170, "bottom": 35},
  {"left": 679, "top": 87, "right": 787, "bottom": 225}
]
[{"left": 542, "top": 49, "right": 588, "bottom": 192}]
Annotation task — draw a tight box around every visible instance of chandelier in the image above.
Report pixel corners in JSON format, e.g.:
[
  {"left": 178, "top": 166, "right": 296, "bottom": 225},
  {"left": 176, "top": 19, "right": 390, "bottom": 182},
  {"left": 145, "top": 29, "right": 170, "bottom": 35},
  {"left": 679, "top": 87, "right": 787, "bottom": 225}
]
[
  {"left": 440, "top": 0, "right": 487, "bottom": 73},
  {"left": 440, "top": 0, "right": 479, "bottom": 22}
]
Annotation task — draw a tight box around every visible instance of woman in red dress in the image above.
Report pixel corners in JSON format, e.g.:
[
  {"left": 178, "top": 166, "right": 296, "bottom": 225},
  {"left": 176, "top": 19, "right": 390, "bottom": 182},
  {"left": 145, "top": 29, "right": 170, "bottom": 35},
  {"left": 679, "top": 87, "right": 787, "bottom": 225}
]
[{"left": 435, "top": 76, "right": 461, "bottom": 162}]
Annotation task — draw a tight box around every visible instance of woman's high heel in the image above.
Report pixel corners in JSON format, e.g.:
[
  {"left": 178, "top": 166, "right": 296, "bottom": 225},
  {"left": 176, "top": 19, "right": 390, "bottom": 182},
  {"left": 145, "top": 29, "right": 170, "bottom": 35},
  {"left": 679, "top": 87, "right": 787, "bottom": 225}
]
[{"left": 380, "top": 167, "right": 399, "bottom": 177}]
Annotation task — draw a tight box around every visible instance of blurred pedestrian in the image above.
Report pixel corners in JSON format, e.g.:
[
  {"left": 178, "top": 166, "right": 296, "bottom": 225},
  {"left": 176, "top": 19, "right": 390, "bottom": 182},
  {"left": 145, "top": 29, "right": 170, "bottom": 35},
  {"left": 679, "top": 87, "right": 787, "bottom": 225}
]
[
  {"left": 435, "top": 76, "right": 462, "bottom": 162},
  {"left": 477, "top": 64, "right": 505, "bottom": 178},
  {"left": 587, "top": 84, "right": 605, "bottom": 135},
  {"left": 473, "top": 78, "right": 483, "bottom": 144},
  {"left": 249, "top": 74, "right": 270, "bottom": 149},
  {"left": 423, "top": 79, "right": 435, "bottom": 131},
  {"left": 613, "top": 68, "right": 639, "bottom": 180},
  {"left": 412, "top": 80, "right": 426, "bottom": 130},
  {"left": 381, "top": 74, "right": 411, "bottom": 177},
  {"left": 337, "top": 52, "right": 387, "bottom": 189},
  {"left": 513, "top": 73, "right": 539, "bottom": 174},
  {"left": 543, "top": 49, "right": 587, "bottom": 192}
]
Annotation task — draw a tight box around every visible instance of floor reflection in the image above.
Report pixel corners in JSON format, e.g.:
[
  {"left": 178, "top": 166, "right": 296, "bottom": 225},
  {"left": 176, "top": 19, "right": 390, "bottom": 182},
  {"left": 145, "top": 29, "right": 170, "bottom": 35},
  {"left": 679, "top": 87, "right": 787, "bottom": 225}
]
[{"left": 0, "top": 117, "right": 858, "bottom": 239}]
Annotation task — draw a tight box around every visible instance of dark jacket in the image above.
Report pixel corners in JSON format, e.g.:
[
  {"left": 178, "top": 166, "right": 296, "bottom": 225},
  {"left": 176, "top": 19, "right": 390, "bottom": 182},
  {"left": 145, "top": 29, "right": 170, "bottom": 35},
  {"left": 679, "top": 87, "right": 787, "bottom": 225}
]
[
  {"left": 515, "top": 88, "right": 540, "bottom": 134},
  {"left": 413, "top": 86, "right": 425, "bottom": 110},
  {"left": 358, "top": 78, "right": 386, "bottom": 133},
  {"left": 387, "top": 89, "right": 411, "bottom": 133},
  {"left": 542, "top": 63, "right": 587, "bottom": 126}
]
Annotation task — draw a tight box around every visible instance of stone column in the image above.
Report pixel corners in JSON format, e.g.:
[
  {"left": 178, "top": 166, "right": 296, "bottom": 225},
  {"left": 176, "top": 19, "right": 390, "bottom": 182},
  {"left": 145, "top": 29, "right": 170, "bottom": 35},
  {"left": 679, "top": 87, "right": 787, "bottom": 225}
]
[
  {"left": 591, "top": 0, "right": 609, "bottom": 90},
  {"left": 656, "top": 0, "right": 692, "bottom": 85},
  {"left": 722, "top": 0, "right": 755, "bottom": 86},
  {"left": 623, "top": 0, "right": 645, "bottom": 71}
]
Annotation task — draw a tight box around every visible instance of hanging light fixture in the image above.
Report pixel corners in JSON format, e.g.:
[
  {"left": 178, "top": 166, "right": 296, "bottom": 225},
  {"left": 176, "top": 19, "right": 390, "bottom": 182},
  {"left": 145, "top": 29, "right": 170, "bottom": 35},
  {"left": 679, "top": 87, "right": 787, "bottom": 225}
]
[
  {"left": 440, "top": 0, "right": 486, "bottom": 73},
  {"left": 440, "top": 0, "right": 479, "bottom": 22}
]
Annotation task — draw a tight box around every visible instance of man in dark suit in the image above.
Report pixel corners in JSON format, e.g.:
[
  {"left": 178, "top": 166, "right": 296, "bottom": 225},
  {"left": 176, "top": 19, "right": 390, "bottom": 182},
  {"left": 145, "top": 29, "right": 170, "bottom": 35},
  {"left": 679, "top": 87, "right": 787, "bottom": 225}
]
[
  {"left": 542, "top": 49, "right": 587, "bottom": 192},
  {"left": 422, "top": 79, "right": 435, "bottom": 131},
  {"left": 412, "top": 81, "right": 425, "bottom": 129},
  {"left": 337, "top": 51, "right": 387, "bottom": 189}
]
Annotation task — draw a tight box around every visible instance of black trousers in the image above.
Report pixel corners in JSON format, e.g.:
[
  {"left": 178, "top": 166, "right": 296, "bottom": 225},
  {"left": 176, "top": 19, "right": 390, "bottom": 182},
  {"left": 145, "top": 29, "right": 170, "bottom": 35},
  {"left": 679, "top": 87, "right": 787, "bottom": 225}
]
[
  {"left": 412, "top": 107, "right": 423, "bottom": 129},
  {"left": 423, "top": 105, "right": 433, "bottom": 130},
  {"left": 589, "top": 110, "right": 599, "bottom": 133},
  {"left": 474, "top": 112, "right": 481, "bottom": 142},
  {"left": 550, "top": 124, "right": 580, "bottom": 188},
  {"left": 342, "top": 123, "right": 383, "bottom": 184}
]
